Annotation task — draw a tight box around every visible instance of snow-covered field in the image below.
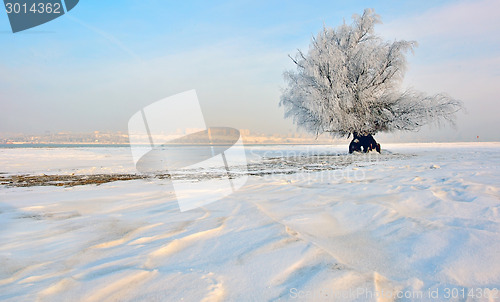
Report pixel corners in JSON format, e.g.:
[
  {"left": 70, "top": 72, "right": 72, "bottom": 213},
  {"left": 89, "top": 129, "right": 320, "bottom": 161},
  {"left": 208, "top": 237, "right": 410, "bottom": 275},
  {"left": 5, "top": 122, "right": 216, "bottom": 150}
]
[{"left": 1, "top": 143, "right": 500, "bottom": 301}]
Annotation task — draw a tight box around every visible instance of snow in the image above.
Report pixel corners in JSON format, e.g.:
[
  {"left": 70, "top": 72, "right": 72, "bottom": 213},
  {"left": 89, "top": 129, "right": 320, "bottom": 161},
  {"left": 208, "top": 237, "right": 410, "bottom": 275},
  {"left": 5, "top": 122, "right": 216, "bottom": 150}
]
[
  {"left": 0, "top": 147, "right": 136, "bottom": 176},
  {"left": 280, "top": 9, "right": 462, "bottom": 138},
  {"left": 1, "top": 143, "right": 500, "bottom": 301}
]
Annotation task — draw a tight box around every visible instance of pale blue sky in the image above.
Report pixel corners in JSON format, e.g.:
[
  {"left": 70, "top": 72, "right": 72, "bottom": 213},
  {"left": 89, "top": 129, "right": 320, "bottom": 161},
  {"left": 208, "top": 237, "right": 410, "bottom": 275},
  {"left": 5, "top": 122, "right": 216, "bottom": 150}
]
[{"left": 1, "top": 0, "right": 499, "bottom": 141}]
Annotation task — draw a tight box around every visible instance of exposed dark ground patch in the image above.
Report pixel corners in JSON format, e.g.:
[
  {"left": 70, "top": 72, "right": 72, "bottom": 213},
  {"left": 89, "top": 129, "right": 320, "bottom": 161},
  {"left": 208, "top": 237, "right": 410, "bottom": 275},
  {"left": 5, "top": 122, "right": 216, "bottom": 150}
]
[
  {"left": 0, "top": 153, "right": 413, "bottom": 187},
  {"left": 0, "top": 174, "right": 152, "bottom": 188}
]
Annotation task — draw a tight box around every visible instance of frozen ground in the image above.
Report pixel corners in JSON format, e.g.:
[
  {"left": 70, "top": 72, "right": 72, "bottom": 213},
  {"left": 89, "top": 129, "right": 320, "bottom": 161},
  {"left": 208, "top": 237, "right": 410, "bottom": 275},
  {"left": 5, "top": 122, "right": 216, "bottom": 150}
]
[{"left": 0, "top": 143, "right": 500, "bottom": 301}]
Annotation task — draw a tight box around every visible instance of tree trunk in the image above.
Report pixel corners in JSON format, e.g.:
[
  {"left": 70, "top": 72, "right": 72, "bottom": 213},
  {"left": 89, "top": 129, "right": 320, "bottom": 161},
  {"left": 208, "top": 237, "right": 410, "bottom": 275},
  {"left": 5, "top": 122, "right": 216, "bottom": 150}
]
[{"left": 349, "top": 132, "right": 381, "bottom": 154}]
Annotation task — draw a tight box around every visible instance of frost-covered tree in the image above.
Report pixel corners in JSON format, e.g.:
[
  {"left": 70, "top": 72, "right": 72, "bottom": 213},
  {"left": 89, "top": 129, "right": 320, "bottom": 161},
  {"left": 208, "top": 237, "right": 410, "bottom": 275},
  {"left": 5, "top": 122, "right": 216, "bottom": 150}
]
[{"left": 280, "top": 8, "right": 462, "bottom": 153}]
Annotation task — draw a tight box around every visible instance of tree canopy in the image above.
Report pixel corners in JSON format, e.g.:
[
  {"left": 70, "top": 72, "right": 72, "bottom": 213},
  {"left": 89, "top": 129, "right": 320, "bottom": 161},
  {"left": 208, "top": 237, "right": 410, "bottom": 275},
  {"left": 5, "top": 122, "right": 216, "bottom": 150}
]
[{"left": 280, "top": 9, "right": 462, "bottom": 138}]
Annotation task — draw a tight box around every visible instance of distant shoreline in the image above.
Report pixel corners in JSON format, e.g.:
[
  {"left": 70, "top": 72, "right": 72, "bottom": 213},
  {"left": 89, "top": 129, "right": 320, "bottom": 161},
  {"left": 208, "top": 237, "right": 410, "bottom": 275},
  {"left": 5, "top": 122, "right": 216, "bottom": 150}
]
[
  {"left": 0, "top": 142, "right": 337, "bottom": 148},
  {"left": 0, "top": 141, "right": 498, "bottom": 149}
]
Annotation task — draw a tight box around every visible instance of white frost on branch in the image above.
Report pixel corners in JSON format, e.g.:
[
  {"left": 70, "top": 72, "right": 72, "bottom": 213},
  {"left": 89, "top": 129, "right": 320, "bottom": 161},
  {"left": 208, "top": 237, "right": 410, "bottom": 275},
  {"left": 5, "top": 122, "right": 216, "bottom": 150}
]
[{"left": 280, "top": 8, "right": 463, "bottom": 138}]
